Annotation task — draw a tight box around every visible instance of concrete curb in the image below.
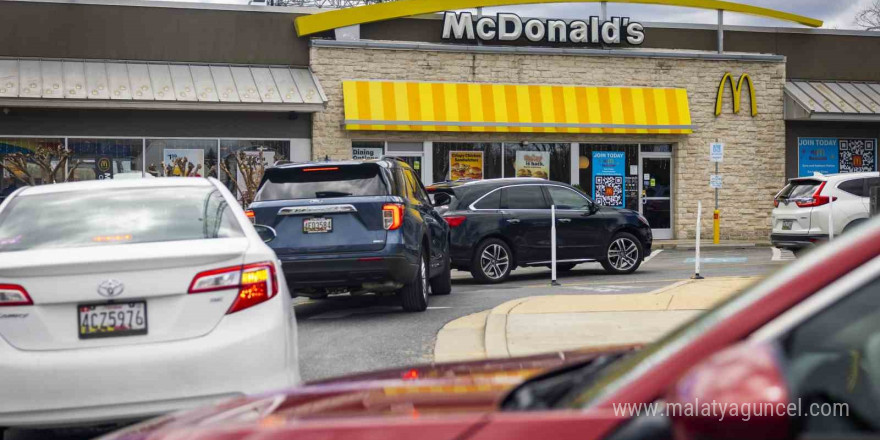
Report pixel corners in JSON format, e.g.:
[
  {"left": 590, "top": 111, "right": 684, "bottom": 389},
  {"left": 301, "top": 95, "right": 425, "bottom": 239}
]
[
  {"left": 484, "top": 298, "right": 529, "bottom": 359},
  {"left": 654, "top": 241, "right": 772, "bottom": 250}
]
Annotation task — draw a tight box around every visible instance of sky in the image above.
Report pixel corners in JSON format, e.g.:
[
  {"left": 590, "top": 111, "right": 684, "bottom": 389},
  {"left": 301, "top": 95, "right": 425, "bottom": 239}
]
[{"left": 153, "top": 0, "right": 875, "bottom": 30}]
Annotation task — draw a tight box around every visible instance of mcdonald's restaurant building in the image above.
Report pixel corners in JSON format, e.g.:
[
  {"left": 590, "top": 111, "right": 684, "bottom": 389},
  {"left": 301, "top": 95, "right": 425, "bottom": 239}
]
[{"left": 1, "top": 0, "right": 879, "bottom": 240}]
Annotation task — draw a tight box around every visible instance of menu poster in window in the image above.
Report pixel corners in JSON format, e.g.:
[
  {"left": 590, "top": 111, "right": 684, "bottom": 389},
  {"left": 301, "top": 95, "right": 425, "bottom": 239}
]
[
  {"left": 449, "top": 151, "right": 483, "bottom": 181},
  {"left": 352, "top": 146, "right": 383, "bottom": 160},
  {"left": 839, "top": 138, "right": 877, "bottom": 173},
  {"left": 591, "top": 151, "right": 626, "bottom": 207},
  {"left": 797, "top": 138, "right": 839, "bottom": 177},
  {"left": 164, "top": 149, "right": 205, "bottom": 177},
  {"left": 514, "top": 150, "right": 550, "bottom": 179},
  {"left": 95, "top": 156, "right": 113, "bottom": 180}
]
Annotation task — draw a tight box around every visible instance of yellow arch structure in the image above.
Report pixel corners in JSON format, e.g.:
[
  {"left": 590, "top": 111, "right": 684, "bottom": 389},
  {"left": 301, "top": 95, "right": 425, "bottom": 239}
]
[
  {"left": 715, "top": 73, "right": 757, "bottom": 117},
  {"left": 294, "top": 0, "right": 823, "bottom": 37}
]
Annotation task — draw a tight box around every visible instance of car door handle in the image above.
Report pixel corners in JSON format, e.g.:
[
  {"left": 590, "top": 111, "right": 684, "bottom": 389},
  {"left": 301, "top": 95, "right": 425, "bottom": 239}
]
[
  {"left": 506, "top": 219, "right": 521, "bottom": 224},
  {"left": 558, "top": 218, "right": 571, "bottom": 223}
]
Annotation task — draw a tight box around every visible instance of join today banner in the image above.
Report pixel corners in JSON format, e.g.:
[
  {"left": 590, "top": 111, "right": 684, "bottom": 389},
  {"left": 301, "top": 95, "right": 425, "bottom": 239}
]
[
  {"left": 798, "top": 137, "right": 878, "bottom": 177},
  {"left": 591, "top": 151, "right": 626, "bottom": 207}
]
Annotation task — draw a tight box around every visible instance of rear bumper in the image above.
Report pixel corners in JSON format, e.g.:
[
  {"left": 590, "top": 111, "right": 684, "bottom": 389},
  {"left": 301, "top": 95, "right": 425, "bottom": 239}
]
[
  {"left": 280, "top": 245, "right": 418, "bottom": 290},
  {"left": 0, "top": 296, "right": 297, "bottom": 428},
  {"left": 770, "top": 233, "right": 827, "bottom": 249}
]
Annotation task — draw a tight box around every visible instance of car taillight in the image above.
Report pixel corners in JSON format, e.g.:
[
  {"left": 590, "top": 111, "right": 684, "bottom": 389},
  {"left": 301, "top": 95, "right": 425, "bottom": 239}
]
[
  {"left": 0, "top": 284, "right": 32, "bottom": 306},
  {"left": 383, "top": 204, "right": 404, "bottom": 230},
  {"left": 443, "top": 215, "right": 467, "bottom": 228},
  {"left": 773, "top": 198, "right": 779, "bottom": 208},
  {"left": 795, "top": 182, "right": 837, "bottom": 208},
  {"left": 245, "top": 210, "right": 256, "bottom": 224},
  {"left": 189, "top": 263, "right": 278, "bottom": 314}
]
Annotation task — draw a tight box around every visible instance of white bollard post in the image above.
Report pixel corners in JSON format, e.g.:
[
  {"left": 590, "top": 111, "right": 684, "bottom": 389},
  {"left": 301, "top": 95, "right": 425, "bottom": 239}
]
[
  {"left": 828, "top": 192, "right": 834, "bottom": 241},
  {"left": 692, "top": 201, "right": 704, "bottom": 279},
  {"left": 551, "top": 205, "right": 560, "bottom": 286}
]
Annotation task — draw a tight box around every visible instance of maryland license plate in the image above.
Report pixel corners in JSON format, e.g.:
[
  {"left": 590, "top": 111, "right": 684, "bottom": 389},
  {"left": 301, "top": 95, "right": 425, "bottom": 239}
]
[
  {"left": 78, "top": 301, "right": 147, "bottom": 339},
  {"left": 782, "top": 219, "right": 794, "bottom": 231},
  {"left": 303, "top": 217, "right": 333, "bottom": 234}
]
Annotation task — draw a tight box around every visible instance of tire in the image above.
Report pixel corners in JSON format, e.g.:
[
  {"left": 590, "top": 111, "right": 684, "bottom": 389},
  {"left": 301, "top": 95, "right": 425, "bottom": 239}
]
[
  {"left": 430, "top": 254, "right": 452, "bottom": 296},
  {"left": 546, "top": 263, "right": 577, "bottom": 271},
  {"left": 600, "top": 232, "right": 643, "bottom": 275},
  {"left": 471, "top": 238, "right": 513, "bottom": 284},
  {"left": 400, "top": 249, "right": 429, "bottom": 312}
]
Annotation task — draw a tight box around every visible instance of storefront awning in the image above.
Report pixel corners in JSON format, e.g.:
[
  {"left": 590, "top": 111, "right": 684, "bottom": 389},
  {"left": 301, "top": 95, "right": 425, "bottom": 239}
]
[
  {"left": 0, "top": 58, "right": 327, "bottom": 112},
  {"left": 343, "top": 81, "right": 693, "bottom": 134},
  {"left": 785, "top": 80, "right": 880, "bottom": 121}
]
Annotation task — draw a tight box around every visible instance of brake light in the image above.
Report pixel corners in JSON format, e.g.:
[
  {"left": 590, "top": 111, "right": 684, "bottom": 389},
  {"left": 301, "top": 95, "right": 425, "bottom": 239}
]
[
  {"left": 773, "top": 199, "right": 779, "bottom": 208},
  {"left": 189, "top": 263, "right": 278, "bottom": 314},
  {"left": 245, "top": 210, "right": 256, "bottom": 224},
  {"left": 303, "top": 167, "right": 339, "bottom": 172},
  {"left": 383, "top": 204, "right": 404, "bottom": 230},
  {"left": 0, "top": 284, "right": 32, "bottom": 306},
  {"left": 795, "top": 182, "right": 837, "bottom": 207},
  {"left": 443, "top": 215, "right": 467, "bottom": 228}
]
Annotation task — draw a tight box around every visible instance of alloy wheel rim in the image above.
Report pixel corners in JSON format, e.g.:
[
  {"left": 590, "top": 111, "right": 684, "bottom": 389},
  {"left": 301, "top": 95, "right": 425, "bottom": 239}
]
[
  {"left": 607, "top": 238, "right": 639, "bottom": 270},
  {"left": 480, "top": 244, "right": 510, "bottom": 280},
  {"left": 420, "top": 258, "right": 428, "bottom": 300}
]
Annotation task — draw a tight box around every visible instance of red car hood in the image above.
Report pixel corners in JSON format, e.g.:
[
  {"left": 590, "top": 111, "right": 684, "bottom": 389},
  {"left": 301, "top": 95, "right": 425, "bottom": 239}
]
[{"left": 100, "top": 345, "right": 637, "bottom": 440}]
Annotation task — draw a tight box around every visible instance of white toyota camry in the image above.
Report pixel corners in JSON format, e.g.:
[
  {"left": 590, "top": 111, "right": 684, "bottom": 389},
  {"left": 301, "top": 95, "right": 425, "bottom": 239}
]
[{"left": 0, "top": 178, "right": 299, "bottom": 430}]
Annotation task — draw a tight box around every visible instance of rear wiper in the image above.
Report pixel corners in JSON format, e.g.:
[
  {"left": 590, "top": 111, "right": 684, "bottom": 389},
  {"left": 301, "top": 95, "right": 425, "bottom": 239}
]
[
  {"left": 500, "top": 353, "right": 627, "bottom": 411},
  {"left": 314, "top": 191, "right": 352, "bottom": 198}
]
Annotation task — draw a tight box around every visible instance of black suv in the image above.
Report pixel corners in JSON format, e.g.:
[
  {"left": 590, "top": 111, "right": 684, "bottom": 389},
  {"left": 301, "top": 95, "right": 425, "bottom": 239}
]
[
  {"left": 248, "top": 159, "right": 451, "bottom": 312},
  {"left": 427, "top": 179, "right": 652, "bottom": 283}
]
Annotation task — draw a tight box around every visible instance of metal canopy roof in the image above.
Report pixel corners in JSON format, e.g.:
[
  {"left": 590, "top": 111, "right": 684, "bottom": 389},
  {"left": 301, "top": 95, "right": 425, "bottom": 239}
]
[
  {"left": 0, "top": 58, "right": 327, "bottom": 112},
  {"left": 785, "top": 80, "right": 880, "bottom": 121}
]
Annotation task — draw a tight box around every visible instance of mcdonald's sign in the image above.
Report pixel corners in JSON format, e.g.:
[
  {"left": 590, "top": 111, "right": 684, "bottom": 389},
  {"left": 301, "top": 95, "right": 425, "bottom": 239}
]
[{"left": 715, "top": 73, "right": 757, "bottom": 117}]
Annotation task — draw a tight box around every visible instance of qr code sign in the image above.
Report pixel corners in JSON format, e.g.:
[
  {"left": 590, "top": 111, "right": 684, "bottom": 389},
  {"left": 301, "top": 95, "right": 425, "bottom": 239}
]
[
  {"left": 839, "top": 139, "right": 877, "bottom": 173},
  {"left": 594, "top": 175, "right": 623, "bottom": 206}
]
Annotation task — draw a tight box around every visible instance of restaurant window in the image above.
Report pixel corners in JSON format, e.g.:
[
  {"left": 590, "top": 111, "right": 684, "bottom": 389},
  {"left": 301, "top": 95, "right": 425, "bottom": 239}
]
[
  {"left": 68, "top": 138, "right": 144, "bottom": 181},
  {"left": 145, "top": 139, "right": 218, "bottom": 178},
  {"left": 579, "top": 144, "right": 640, "bottom": 212},
  {"left": 433, "top": 142, "right": 502, "bottom": 183},
  {"left": 219, "top": 140, "right": 290, "bottom": 204},
  {"left": 0, "top": 138, "right": 65, "bottom": 193},
  {"left": 504, "top": 143, "right": 570, "bottom": 183}
]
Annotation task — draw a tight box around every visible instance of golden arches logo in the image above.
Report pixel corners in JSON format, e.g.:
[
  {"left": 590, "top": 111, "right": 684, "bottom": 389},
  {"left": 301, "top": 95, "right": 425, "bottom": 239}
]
[
  {"left": 715, "top": 73, "right": 757, "bottom": 117},
  {"left": 294, "top": 0, "right": 823, "bottom": 37}
]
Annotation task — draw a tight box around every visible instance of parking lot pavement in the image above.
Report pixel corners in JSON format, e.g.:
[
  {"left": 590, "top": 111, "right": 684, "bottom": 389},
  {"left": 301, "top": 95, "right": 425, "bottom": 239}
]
[{"left": 294, "top": 246, "right": 789, "bottom": 382}]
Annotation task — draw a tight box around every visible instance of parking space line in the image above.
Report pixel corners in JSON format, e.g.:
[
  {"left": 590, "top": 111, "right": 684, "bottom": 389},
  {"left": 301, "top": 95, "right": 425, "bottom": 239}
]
[{"left": 643, "top": 249, "right": 663, "bottom": 264}]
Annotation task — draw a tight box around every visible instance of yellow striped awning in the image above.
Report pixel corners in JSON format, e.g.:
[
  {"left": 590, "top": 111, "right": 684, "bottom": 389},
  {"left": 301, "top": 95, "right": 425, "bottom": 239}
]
[{"left": 342, "top": 80, "right": 693, "bottom": 134}]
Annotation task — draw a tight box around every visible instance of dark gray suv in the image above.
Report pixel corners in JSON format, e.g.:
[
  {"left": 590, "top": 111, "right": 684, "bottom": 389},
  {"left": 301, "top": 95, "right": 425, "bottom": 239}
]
[{"left": 248, "top": 158, "right": 451, "bottom": 312}]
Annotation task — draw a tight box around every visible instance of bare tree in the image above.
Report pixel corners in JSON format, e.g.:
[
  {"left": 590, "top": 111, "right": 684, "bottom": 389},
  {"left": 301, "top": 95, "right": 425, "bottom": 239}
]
[
  {"left": 856, "top": 0, "right": 880, "bottom": 31},
  {"left": 0, "top": 143, "right": 80, "bottom": 185},
  {"left": 220, "top": 149, "right": 285, "bottom": 207}
]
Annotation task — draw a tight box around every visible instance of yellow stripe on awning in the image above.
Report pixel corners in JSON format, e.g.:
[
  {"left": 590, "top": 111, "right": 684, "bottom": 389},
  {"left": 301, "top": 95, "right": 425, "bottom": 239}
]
[{"left": 343, "top": 80, "right": 693, "bottom": 134}]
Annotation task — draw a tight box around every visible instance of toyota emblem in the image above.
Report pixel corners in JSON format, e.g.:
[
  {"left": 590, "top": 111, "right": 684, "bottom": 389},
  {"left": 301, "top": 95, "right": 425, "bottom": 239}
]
[{"left": 97, "top": 280, "right": 125, "bottom": 298}]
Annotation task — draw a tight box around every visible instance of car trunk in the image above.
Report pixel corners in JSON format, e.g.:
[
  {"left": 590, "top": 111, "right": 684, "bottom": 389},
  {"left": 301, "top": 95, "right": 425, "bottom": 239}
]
[
  {"left": 773, "top": 179, "right": 822, "bottom": 234},
  {"left": 250, "top": 164, "right": 394, "bottom": 255},
  {"left": 0, "top": 238, "right": 249, "bottom": 351}
]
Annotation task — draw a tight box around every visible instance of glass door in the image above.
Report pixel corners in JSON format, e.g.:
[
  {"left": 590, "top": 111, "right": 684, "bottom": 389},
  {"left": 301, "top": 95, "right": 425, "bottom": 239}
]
[
  {"left": 396, "top": 154, "right": 426, "bottom": 183},
  {"left": 640, "top": 155, "right": 672, "bottom": 239}
]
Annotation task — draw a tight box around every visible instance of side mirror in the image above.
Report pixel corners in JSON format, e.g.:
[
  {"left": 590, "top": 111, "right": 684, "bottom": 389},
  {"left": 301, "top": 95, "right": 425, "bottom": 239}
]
[
  {"left": 253, "top": 225, "right": 277, "bottom": 243},
  {"left": 666, "top": 342, "right": 791, "bottom": 440},
  {"left": 432, "top": 192, "right": 452, "bottom": 207}
]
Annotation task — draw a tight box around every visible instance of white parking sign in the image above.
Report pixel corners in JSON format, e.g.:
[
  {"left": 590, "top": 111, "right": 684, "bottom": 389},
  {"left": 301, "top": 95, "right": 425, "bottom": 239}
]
[
  {"left": 710, "top": 142, "right": 724, "bottom": 162},
  {"left": 710, "top": 174, "right": 723, "bottom": 189}
]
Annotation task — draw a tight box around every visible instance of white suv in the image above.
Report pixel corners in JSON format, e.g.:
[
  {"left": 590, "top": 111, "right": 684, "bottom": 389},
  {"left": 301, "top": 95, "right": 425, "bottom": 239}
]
[{"left": 771, "top": 172, "right": 879, "bottom": 253}]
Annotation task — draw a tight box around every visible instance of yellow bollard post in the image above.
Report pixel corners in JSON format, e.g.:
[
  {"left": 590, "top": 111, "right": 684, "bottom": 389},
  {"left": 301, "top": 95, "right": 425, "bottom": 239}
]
[{"left": 713, "top": 210, "right": 720, "bottom": 244}]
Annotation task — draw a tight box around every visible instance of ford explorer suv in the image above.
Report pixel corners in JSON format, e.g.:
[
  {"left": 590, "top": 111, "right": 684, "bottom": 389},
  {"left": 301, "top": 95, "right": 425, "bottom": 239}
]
[{"left": 247, "top": 159, "right": 451, "bottom": 312}]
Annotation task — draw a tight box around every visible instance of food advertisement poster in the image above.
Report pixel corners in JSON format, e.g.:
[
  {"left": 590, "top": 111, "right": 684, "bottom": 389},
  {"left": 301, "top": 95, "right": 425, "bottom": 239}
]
[
  {"left": 164, "top": 149, "right": 205, "bottom": 177},
  {"left": 514, "top": 151, "right": 550, "bottom": 179},
  {"left": 591, "top": 151, "right": 626, "bottom": 207},
  {"left": 449, "top": 151, "right": 483, "bottom": 180}
]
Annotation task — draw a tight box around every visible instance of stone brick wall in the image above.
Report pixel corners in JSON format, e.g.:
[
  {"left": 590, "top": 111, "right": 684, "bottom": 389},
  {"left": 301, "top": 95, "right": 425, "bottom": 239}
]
[{"left": 310, "top": 44, "right": 786, "bottom": 240}]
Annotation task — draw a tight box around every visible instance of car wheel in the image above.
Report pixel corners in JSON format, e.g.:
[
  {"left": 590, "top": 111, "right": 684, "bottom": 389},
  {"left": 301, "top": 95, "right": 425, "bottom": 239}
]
[
  {"left": 600, "top": 232, "right": 643, "bottom": 274},
  {"left": 400, "top": 250, "right": 429, "bottom": 312},
  {"left": 430, "top": 254, "right": 452, "bottom": 296},
  {"left": 471, "top": 238, "right": 513, "bottom": 284},
  {"left": 546, "top": 263, "right": 577, "bottom": 271}
]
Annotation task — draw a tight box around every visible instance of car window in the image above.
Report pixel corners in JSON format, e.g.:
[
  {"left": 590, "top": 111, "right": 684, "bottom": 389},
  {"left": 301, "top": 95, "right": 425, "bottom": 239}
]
[
  {"left": 778, "top": 179, "right": 823, "bottom": 201},
  {"left": 838, "top": 179, "right": 866, "bottom": 197},
  {"left": 503, "top": 186, "right": 548, "bottom": 210},
  {"left": 255, "top": 164, "right": 389, "bottom": 201},
  {"left": 0, "top": 187, "right": 244, "bottom": 252},
  {"left": 405, "top": 169, "right": 430, "bottom": 205},
  {"left": 780, "top": 276, "right": 880, "bottom": 433},
  {"left": 547, "top": 186, "right": 591, "bottom": 210},
  {"left": 473, "top": 189, "right": 502, "bottom": 210}
]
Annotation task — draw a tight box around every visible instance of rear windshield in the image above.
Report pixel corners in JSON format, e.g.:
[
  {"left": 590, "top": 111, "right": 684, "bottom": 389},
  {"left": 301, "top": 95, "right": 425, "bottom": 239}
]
[
  {"left": 778, "top": 179, "right": 822, "bottom": 200},
  {"left": 255, "top": 165, "right": 389, "bottom": 201},
  {"left": 0, "top": 187, "right": 244, "bottom": 252}
]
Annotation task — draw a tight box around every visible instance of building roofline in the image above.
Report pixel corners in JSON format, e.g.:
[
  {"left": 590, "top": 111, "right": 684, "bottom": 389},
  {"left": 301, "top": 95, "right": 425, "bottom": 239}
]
[{"left": 5, "top": 0, "right": 880, "bottom": 38}]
